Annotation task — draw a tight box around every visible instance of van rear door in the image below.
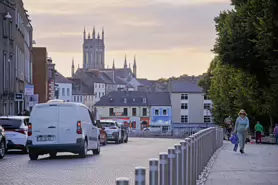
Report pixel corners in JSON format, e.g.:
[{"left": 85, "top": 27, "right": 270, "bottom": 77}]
[
  {"left": 58, "top": 104, "right": 78, "bottom": 144},
  {"left": 31, "top": 104, "right": 59, "bottom": 145}
]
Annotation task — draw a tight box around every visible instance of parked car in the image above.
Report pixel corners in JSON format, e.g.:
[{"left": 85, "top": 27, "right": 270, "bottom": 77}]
[
  {"left": 27, "top": 101, "right": 101, "bottom": 160},
  {"left": 0, "top": 116, "right": 29, "bottom": 154},
  {"left": 0, "top": 125, "right": 6, "bottom": 159},
  {"left": 99, "top": 120, "right": 128, "bottom": 144}
]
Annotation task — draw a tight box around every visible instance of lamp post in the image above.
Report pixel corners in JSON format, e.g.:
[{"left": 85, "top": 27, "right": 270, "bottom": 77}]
[{"left": 5, "top": 12, "right": 12, "bottom": 115}]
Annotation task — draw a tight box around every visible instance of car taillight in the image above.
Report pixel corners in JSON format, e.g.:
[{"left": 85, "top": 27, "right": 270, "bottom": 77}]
[
  {"left": 77, "top": 121, "right": 82, "bottom": 134},
  {"left": 28, "top": 123, "right": 32, "bottom": 136}
]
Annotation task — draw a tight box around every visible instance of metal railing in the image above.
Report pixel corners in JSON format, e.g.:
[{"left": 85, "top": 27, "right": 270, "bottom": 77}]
[{"left": 116, "top": 127, "right": 223, "bottom": 185}]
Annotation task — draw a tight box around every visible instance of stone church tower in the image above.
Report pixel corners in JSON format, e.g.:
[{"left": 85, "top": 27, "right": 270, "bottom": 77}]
[{"left": 83, "top": 26, "right": 105, "bottom": 69}]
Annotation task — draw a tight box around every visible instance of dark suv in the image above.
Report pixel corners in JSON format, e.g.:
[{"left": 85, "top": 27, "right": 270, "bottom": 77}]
[{"left": 0, "top": 125, "right": 7, "bottom": 159}]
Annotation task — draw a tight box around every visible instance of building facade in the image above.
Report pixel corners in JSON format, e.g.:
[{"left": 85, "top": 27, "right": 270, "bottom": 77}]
[
  {"left": 55, "top": 71, "right": 72, "bottom": 102},
  {"left": 169, "top": 80, "right": 205, "bottom": 124},
  {"left": 150, "top": 106, "right": 172, "bottom": 132},
  {"left": 0, "top": 0, "right": 32, "bottom": 115},
  {"left": 83, "top": 27, "right": 105, "bottom": 69},
  {"left": 32, "top": 47, "right": 48, "bottom": 103}
]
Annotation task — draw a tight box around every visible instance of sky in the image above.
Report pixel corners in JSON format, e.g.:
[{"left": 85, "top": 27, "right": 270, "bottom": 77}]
[{"left": 23, "top": 0, "right": 231, "bottom": 80}]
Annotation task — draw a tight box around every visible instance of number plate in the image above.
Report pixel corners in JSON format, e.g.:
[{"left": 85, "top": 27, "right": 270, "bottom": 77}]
[{"left": 37, "top": 135, "right": 55, "bottom": 141}]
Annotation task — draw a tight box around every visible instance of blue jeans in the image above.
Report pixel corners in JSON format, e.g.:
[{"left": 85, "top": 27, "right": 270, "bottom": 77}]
[{"left": 233, "top": 143, "right": 238, "bottom": 151}]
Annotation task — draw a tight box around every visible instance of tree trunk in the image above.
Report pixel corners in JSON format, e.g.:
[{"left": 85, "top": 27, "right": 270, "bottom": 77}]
[{"left": 269, "top": 114, "right": 273, "bottom": 135}]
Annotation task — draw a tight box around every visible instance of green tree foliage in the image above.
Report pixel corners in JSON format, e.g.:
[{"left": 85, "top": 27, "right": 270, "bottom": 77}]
[{"left": 201, "top": 0, "right": 278, "bottom": 132}]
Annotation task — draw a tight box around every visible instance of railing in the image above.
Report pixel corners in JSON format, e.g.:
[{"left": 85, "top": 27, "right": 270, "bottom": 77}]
[{"left": 116, "top": 127, "right": 223, "bottom": 185}]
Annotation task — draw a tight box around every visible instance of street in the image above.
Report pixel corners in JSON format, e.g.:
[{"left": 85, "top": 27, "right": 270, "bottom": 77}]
[{"left": 0, "top": 138, "right": 180, "bottom": 185}]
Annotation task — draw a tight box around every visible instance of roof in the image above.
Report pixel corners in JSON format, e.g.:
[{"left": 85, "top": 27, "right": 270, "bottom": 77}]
[
  {"left": 67, "top": 77, "right": 93, "bottom": 95},
  {"left": 169, "top": 80, "right": 203, "bottom": 93},
  {"left": 55, "top": 71, "right": 72, "bottom": 84},
  {"left": 95, "top": 91, "right": 171, "bottom": 106}
]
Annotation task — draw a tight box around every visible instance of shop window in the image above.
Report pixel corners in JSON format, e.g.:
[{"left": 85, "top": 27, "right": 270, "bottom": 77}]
[
  {"left": 109, "top": 108, "right": 114, "bottom": 116},
  {"left": 142, "top": 108, "right": 147, "bottom": 116},
  {"left": 154, "top": 109, "right": 159, "bottom": 116},
  {"left": 123, "top": 108, "right": 128, "bottom": 116}
]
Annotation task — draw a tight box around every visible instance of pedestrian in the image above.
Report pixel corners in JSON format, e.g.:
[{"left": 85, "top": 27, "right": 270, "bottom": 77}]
[
  {"left": 254, "top": 121, "right": 263, "bottom": 144},
  {"left": 274, "top": 123, "right": 278, "bottom": 145},
  {"left": 230, "top": 133, "right": 239, "bottom": 152},
  {"left": 234, "top": 109, "right": 250, "bottom": 153}
]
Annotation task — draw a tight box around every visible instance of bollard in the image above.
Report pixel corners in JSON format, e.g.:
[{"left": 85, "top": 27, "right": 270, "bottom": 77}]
[
  {"left": 116, "top": 177, "right": 129, "bottom": 185},
  {"left": 168, "top": 147, "right": 176, "bottom": 185},
  {"left": 180, "top": 140, "right": 187, "bottom": 185},
  {"left": 159, "top": 152, "right": 169, "bottom": 185},
  {"left": 185, "top": 138, "right": 191, "bottom": 185},
  {"left": 174, "top": 144, "right": 182, "bottom": 185},
  {"left": 149, "top": 158, "right": 159, "bottom": 185},
  {"left": 135, "top": 167, "right": 146, "bottom": 185},
  {"left": 188, "top": 135, "right": 196, "bottom": 185}
]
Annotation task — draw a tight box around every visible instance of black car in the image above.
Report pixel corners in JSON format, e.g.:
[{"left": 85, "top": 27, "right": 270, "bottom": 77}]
[{"left": 0, "top": 125, "right": 7, "bottom": 159}]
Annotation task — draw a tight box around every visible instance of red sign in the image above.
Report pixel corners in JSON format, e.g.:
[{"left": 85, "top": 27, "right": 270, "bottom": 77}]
[{"left": 114, "top": 112, "right": 122, "bottom": 116}]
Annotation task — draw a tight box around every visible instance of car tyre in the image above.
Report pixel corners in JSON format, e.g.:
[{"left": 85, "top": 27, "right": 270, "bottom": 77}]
[
  {"left": 92, "top": 140, "right": 100, "bottom": 155},
  {"left": 49, "top": 152, "right": 57, "bottom": 158},
  {"left": 0, "top": 139, "right": 6, "bottom": 159},
  {"left": 29, "top": 152, "right": 39, "bottom": 160},
  {"left": 124, "top": 136, "right": 128, "bottom": 143},
  {"left": 79, "top": 140, "right": 88, "bottom": 158}
]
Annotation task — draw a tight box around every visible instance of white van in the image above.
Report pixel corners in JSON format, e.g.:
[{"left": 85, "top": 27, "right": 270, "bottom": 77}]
[{"left": 27, "top": 101, "right": 100, "bottom": 160}]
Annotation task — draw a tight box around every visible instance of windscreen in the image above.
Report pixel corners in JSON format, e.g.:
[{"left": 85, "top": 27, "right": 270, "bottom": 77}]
[{"left": 0, "top": 119, "right": 22, "bottom": 129}]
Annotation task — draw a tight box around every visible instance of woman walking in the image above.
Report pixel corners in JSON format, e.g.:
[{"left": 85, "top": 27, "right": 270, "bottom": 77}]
[{"left": 234, "top": 109, "right": 250, "bottom": 153}]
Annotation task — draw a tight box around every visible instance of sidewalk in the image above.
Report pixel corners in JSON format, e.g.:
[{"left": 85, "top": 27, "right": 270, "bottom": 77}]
[{"left": 205, "top": 141, "right": 278, "bottom": 185}]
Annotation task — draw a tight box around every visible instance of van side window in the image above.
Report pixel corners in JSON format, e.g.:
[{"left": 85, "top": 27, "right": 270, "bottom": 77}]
[
  {"left": 88, "top": 110, "right": 94, "bottom": 124},
  {"left": 80, "top": 107, "right": 91, "bottom": 123}
]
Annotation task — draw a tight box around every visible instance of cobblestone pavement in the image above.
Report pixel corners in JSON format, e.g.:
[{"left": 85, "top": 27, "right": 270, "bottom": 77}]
[
  {"left": 0, "top": 138, "right": 180, "bottom": 185},
  {"left": 205, "top": 142, "right": 278, "bottom": 185}
]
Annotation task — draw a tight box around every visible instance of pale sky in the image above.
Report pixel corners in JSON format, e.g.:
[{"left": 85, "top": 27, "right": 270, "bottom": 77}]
[{"left": 23, "top": 0, "right": 231, "bottom": 80}]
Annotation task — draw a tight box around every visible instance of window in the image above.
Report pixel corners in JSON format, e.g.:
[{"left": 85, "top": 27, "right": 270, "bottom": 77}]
[
  {"left": 99, "top": 84, "right": 101, "bottom": 88},
  {"left": 99, "top": 92, "right": 101, "bottom": 98},
  {"left": 143, "top": 98, "right": 147, "bottom": 104},
  {"left": 204, "top": 103, "right": 210, "bottom": 110},
  {"left": 154, "top": 109, "right": 159, "bottom": 116},
  {"left": 3, "top": 53, "right": 7, "bottom": 90},
  {"left": 77, "top": 96, "right": 79, "bottom": 102},
  {"left": 62, "top": 88, "right": 65, "bottom": 96},
  {"left": 162, "top": 109, "right": 167, "bottom": 116},
  {"left": 9, "top": 21, "right": 12, "bottom": 39},
  {"left": 204, "top": 95, "right": 210, "bottom": 100},
  {"left": 102, "top": 92, "right": 104, "bottom": 96},
  {"left": 132, "top": 108, "right": 137, "bottom": 116},
  {"left": 181, "top": 94, "right": 188, "bottom": 100},
  {"left": 2, "top": 19, "right": 8, "bottom": 37},
  {"left": 95, "top": 84, "right": 97, "bottom": 88},
  {"left": 181, "top": 103, "right": 188, "bottom": 109},
  {"left": 74, "top": 96, "right": 76, "bottom": 102},
  {"left": 109, "top": 108, "right": 114, "bottom": 116},
  {"left": 181, "top": 115, "right": 188, "bottom": 123},
  {"left": 67, "top": 88, "right": 70, "bottom": 96},
  {"left": 204, "top": 116, "right": 210, "bottom": 123},
  {"left": 123, "top": 108, "right": 128, "bottom": 116},
  {"left": 142, "top": 108, "right": 147, "bottom": 116}
]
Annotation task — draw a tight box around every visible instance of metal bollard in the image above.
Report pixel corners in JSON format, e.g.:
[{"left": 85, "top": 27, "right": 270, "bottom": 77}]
[
  {"left": 174, "top": 144, "right": 182, "bottom": 185},
  {"left": 185, "top": 138, "right": 191, "bottom": 185},
  {"left": 149, "top": 158, "right": 159, "bottom": 185},
  {"left": 135, "top": 167, "right": 146, "bottom": 185},
  {"left": 159, "top": 152, "right": 169, "bottom": 185},
  {"left": 168, "top": 147, "right": 176, "bottom": 185},
  {"left": 116, "top": 177, "right": 129, "bottom": 185},
  {"left": 188, "top": 135, "right": 196, "bottom": 185},
  {"left": 180, "top": 140, "right": 187, "bottom": 185}
]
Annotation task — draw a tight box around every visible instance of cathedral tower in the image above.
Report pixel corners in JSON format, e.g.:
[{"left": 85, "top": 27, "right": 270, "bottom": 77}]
[
  {"left": 71, "top": 57, "right": 75, "bottom": 77},
  {"left": 133, "top": 55, "right": 137, "bottom": 78},
  {"left": 83, "top": 26, "right": 105, "bottom": 69}
]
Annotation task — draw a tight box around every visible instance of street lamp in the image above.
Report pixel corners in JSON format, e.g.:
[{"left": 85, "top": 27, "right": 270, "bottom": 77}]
[{"left": 5, "top": 12, "right": 12, "bottom": 19}]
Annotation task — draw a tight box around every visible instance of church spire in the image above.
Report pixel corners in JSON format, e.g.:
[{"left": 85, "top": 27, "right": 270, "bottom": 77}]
[
  {"left": 88, "top": 32, "right": 90, "bottom": 39},
  {"left": 133, "top": 55, "right": 137, "bottom": 78},
  {"left": 102, "top": 27, "right": 104, "bottom": 40},
  {"left": 112, "top": 58, "right": 115, "bottom": 69},
  {"left": 93, "top": 26, "right": 95, "bottom": 39},
  {"left": 124, "top": 54, "right": 127, "bottom": 69},
  {"left": 71, "top": 57, "right": 75, "bottom": 77},
  {"left": 83, "top": 26, "right": 86, "bottom": 40},
  {"left": 97, "top": 32, "right": 100, "bottom": 39}
]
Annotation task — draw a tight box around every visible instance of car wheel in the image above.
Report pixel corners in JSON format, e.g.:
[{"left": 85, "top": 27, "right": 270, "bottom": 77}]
[
  {"left": 29, "top": 151, "right": 39, "bottom": 160},
  {"left": 124, "top": 135, "right": 128, "bottom": 143},
  {"left": 92, "top": 140, "right": 100, "bottom": 155},
  {"left": 0, "top": 140, "right": 6, "bottom": 159},
  {"left": 49, "top": 152, "right": 57, "bottom": 158},
  {"left": 79, "top": 140, "right": 88, "bottom": 158}
]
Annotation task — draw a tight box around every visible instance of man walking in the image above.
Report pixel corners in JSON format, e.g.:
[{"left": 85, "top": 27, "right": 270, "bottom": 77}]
[{"left": 254, "top": 121, "right": 263, "bottom": 144}]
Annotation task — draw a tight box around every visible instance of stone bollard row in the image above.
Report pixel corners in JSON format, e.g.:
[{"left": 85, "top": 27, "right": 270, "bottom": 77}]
[{"left": 115, "top": 127, "right": 224, "bottom": 185}]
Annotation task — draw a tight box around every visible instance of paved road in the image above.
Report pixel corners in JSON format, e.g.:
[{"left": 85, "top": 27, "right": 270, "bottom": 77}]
[
  {"left": 205, "top": 142, "right": 278, "bottom": 185},
  {"left": 0, "top": 138, "right": 180, "bottom": 185}
]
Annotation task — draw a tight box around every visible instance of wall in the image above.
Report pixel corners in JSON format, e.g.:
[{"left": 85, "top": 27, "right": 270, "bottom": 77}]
[
  {"left": 171, "top": 92, "right": 205, "bottom": 124},
  {"left": 56, "top": 83, "right": 72, "bottom": 102},
  {"left": 150, "top": 106, "right": 172, "bottom": 125},
  {"left": 84, "top": 95, "right": 95, "bottom": 111},
  {"left": 94, "top": 82, "right": 105, "bottom": 102},
  {"left": 95, "top": 106, "right": 150, "bottom": 118},
  {"left": 32, "top": 47, "right": 48, "bottom": 103}
]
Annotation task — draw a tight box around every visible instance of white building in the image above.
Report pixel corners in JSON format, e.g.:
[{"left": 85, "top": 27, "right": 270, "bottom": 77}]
[
  {"left": 94, "top": 82, "right": 105, "bottom": 103},
  {"left": 55, "top": 72, "right": 72, "bottom": 102},
  {"left": 169, "top": 80, "right": 213, "bottom": 125}
]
